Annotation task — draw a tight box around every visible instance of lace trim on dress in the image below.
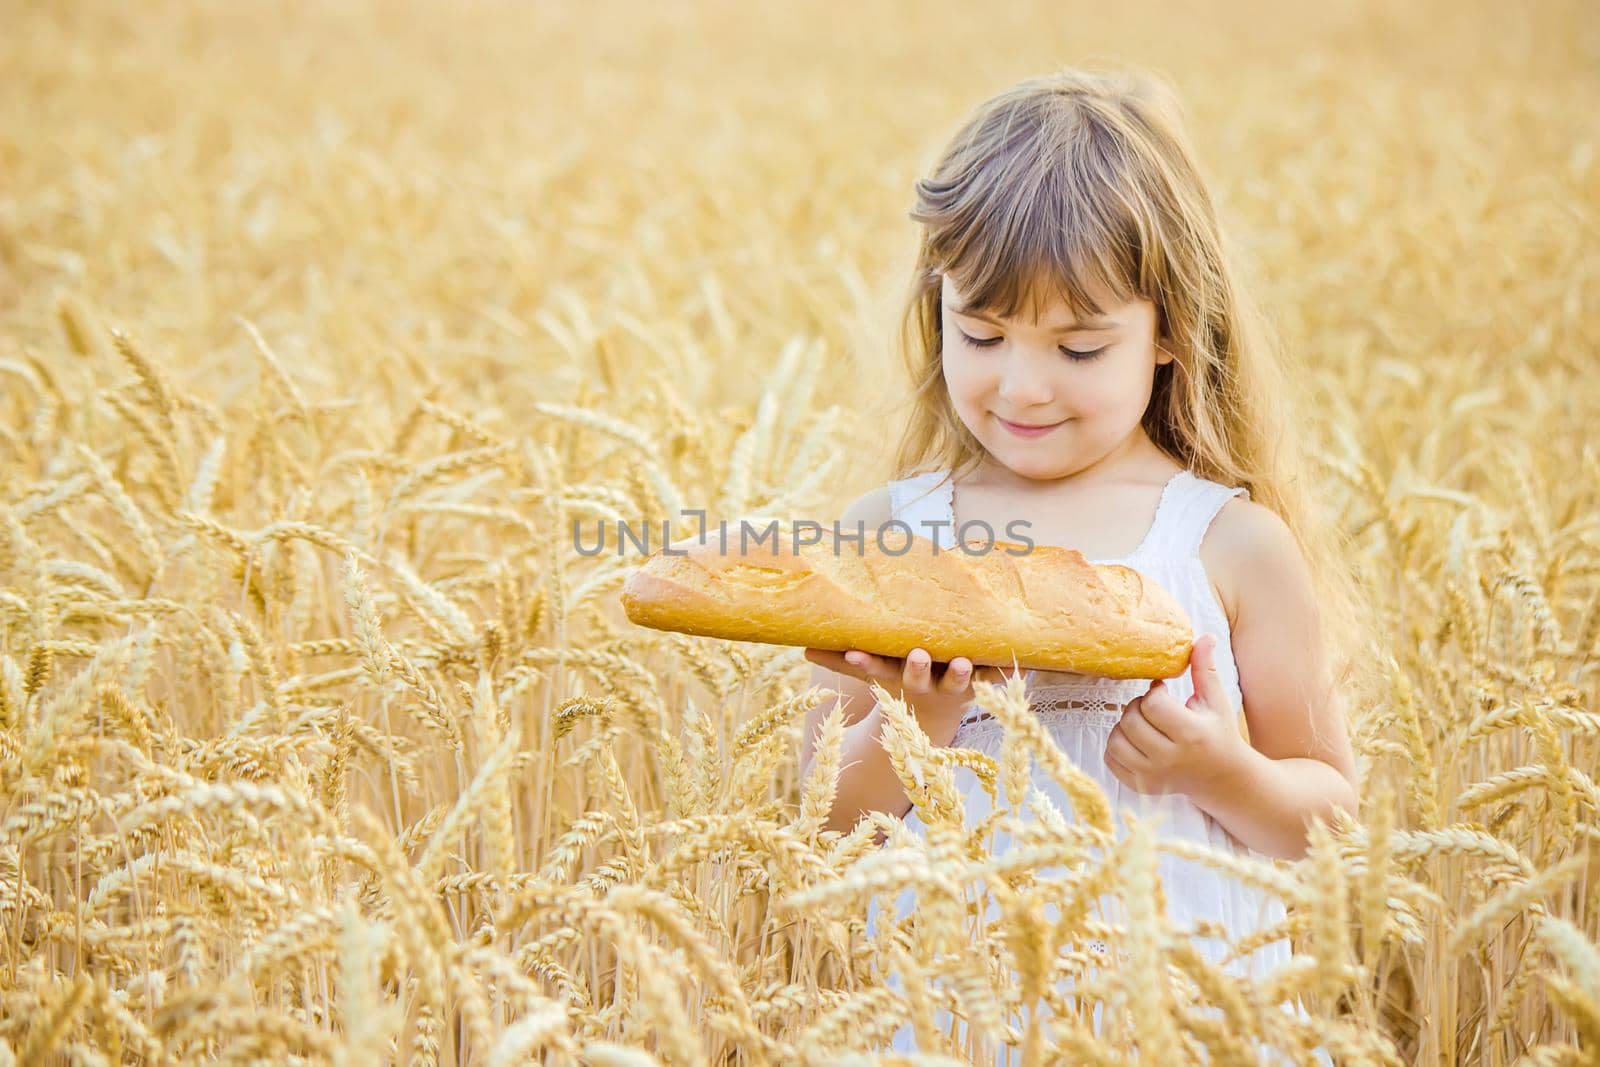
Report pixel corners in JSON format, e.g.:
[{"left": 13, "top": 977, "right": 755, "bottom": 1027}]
[
  {"left": 929, "top": 472, "right": 956, "bottom": 549},
  {"left": 954, "top": 667, "right": 1148, "bottom": 739},
  {"left": 954, "top": 697, "right": 1128, "bottom": 739}
]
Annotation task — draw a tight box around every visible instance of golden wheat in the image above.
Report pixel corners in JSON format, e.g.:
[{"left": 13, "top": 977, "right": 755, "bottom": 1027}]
[{"left": 1, "top": 0, "right": 1596, "bottom": 1063}]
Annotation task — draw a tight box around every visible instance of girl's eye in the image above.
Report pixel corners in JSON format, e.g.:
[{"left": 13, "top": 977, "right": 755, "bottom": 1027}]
[{"left": 957, "top": 330, "right": 1105, "bottom": 362}]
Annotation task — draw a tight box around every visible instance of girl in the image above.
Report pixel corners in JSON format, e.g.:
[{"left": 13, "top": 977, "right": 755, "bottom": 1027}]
[{"left": 798, "top": 66, "right": 1367, "bottom": 1064}]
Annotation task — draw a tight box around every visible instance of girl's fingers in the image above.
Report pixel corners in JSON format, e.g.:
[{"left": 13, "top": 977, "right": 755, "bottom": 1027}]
[
  {"left": 937, "top": 657, "right": 973, "bottom": 694},
  {"left": 902, "top": 648, "right": 933, "bottom": 693},
  {"left": 813, "top": 649, "right": 893, "bottom": 686},
  {"left": 804, "top": 649, "right": 864, "bottom": 680},
  {"left": 811, "top": 648, "right": 872, "bottom": 676},
  {"left": 844, "top": 650, "right": 896, "bottom": 683},
  {"left": 957, "top": 664, "right": 1005, "bottom": 689},
  {"left": 808, "top": 648, "right": 1012, "bottom": 695}
]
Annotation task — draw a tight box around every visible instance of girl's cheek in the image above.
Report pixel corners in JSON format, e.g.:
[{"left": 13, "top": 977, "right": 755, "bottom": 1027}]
[
  {"left": 941, "top": 350, "right": 988, "bottom": 395},
  {"left": 940, "top": 353, "right": 970, "bottom": 397}
]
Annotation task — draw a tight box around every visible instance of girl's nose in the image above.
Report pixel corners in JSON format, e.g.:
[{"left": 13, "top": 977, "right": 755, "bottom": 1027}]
[{"left": 996, "top": 360, "right": 1053, "bottom": 407}]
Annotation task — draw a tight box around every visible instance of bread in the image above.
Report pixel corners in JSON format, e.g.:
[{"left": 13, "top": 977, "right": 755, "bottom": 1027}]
[{"left": 619, "top": 519, "right": 1193, "bottom": 679}]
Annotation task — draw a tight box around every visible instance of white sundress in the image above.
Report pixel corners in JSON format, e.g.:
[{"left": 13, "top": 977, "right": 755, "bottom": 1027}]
[{"left": 862, "top": 467, "right": 1333, "bottom": 1066}]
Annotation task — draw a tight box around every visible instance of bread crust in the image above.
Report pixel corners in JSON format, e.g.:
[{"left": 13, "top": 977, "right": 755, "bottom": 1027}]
[{"left": 620, "top": 522, "right": 1193, "bottom": 679}]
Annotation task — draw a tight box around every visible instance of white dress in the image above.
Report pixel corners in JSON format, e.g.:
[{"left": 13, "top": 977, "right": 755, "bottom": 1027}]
[{"left": 864, "top": 467, "right": 1332, "bottom": 1065}]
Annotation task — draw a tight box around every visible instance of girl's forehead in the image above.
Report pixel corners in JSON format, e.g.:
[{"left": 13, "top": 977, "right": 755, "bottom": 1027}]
[{"left": 940, "top": 271, "right": 1129, "bottom": 324}]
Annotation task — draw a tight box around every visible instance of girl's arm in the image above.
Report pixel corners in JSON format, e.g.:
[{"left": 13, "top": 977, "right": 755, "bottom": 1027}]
[{"left": 1188, "top": 500, "right": 1361, "bottom": 861}]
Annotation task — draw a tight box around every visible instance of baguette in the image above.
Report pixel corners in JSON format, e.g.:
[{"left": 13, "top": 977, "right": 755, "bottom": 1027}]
[{"left": 619, "top": 520, "right": 1193, "bottom": 679}]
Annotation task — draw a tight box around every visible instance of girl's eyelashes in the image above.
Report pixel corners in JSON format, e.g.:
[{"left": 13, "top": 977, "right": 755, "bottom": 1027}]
[{"left": 955, "top": 328, "right": 1106, "bottom": 362}]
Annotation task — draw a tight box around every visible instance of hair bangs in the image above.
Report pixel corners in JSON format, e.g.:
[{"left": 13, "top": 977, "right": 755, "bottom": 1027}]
[{"left": 915, "top": 125, "right": 1145, "bottom": 328}]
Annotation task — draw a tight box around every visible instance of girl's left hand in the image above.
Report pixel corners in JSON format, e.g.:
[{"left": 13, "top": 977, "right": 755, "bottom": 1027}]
[{"left": 1104, "top": 634, "right": 1249, "bottom": 798}]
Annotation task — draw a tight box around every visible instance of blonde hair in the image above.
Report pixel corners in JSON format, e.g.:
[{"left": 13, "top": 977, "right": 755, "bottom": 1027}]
[{"left": 888, "top": 65, "right": 1379, "bottom": 728}]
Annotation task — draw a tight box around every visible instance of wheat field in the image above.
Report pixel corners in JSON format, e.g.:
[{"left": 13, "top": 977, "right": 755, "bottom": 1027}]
[{"left": 1, "top": 0, "right": 1597, "bottom": 1063}]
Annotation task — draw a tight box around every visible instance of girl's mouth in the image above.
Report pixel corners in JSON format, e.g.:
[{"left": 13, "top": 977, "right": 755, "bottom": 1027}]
[{"left": 996, "top": 415, "right": 1069, "bottom": 438}]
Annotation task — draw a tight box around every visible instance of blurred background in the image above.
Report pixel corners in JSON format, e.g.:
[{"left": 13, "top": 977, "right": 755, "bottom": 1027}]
[{"left": 8, "top": 0, "right": 1594, "bottom": 480}]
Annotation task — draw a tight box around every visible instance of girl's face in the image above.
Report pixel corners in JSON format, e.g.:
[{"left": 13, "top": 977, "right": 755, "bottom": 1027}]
[{"left": 939, "top": 273, "right": 1172, "bottom": 483}]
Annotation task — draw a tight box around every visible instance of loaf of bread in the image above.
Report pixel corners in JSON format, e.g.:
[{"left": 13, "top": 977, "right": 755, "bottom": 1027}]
[{"left": 619, "top": 520, "right": 1194, "bottom": 679}]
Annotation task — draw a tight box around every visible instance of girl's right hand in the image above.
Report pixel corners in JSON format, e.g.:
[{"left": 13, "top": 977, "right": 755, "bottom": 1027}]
[{"left": 802, "top": 646, "right": 1012, "bottom": 727}]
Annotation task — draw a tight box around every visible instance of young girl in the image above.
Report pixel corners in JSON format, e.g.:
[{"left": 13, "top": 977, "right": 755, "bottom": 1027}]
[{"left": 798, "top": 67, "right": 1366, "bottom": 1064}]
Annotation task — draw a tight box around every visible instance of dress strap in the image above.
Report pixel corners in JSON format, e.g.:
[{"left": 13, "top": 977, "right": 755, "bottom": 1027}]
[{"left": 1146, "top": 473, "right": 1250, "bottom": 558}]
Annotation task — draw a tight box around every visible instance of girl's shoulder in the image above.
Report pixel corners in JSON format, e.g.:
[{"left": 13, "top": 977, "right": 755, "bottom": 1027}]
[
  {"left": 836, "top": 469, "right": 952, "bottom": 531},
  {"left": 1199, "top": 492, "right": 1299, "bottom": 629},
  {"left": 836, "top": 483, "right": 894, "bottom": 528}
]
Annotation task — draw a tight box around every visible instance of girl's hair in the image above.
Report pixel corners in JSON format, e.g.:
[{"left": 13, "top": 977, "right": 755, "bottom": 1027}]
[{"left": 888, "top": 65, "right": 1379, "bottom": 729}]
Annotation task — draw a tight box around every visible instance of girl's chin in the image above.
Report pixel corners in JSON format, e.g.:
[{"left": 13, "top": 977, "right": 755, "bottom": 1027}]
[{"left": 984, "top": 446, "right": 1074, "bottom": 478}]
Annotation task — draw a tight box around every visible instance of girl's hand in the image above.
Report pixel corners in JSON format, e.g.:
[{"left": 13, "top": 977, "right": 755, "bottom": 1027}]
[
  {"left": 1105, "top": 634, "right": 1251, "bottom": 798},
  {"left": 802, "top": 646, "right": 1011, "bottom": 730}
]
